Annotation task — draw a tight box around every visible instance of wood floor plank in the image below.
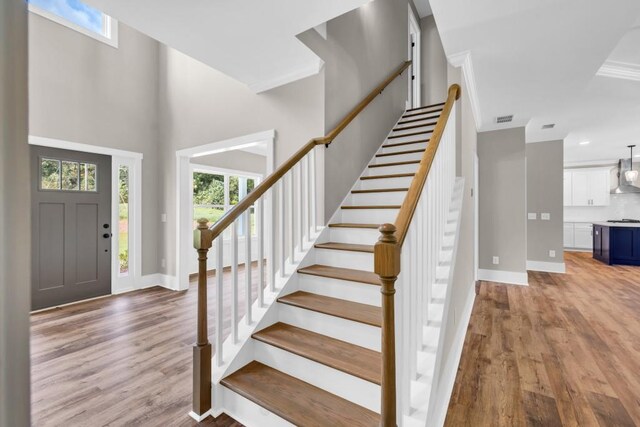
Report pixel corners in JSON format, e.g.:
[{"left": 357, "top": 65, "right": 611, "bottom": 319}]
[{"left": 445, "top": 252, "right": 640, "bottom": 427}]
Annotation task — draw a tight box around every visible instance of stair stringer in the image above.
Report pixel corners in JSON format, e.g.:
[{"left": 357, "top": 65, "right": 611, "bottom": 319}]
[{"left": 402, "top": 177, "right": 465, "bottom": 427}]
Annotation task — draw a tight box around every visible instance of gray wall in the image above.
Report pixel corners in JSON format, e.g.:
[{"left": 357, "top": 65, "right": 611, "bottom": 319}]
[
  {"left": 0, "top": 0, "right": 31, "bottom": 424},
  {"left": 192, "top": 150, "right": 267, "bottom": 176},
  {"left": 312, "top": 0, "right": 410, "bottom": 218},
  {"left": 420, "top": 15, "right": 447, "bottom": 106},
  {"left": 157, "top": 46, "right": 324, "bottom": 275},
  {"left": 478, "top": 127, "right": 527, "bottom": 273},
  {"left": 527, "top": 141, "right": 564, "bottom": 263},
  {"left": 29, "top": 16, "right": 161, "bottom": 275}
]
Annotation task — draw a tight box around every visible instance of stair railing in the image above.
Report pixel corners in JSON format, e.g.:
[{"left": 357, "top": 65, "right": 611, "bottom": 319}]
[
  {"left": 375, "top": 84, "right": 461, "bottom": 425},
  {"left": 191, "top": 60, "right": 412, "bottom": 419}
]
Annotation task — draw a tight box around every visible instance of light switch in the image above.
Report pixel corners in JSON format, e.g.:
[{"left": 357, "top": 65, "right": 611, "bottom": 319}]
[
  {"left": 161, "top": 213, "right": 167, "bottom": 222},
  {"left": 549, "top": 250, "right": 556, "bottom": 258},
  {"left": 528, "top": 213, "right": 537, "bottom": 220},
  {"left": 492, "top": 256, "right": 499, "bottom": 265},
  {"left": 541, "top": 213, "right": 551, "bottom": 220}
]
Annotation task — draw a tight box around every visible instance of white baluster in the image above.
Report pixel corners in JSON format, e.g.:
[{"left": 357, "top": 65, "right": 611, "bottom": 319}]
[
  {"left": 306, "top": 153, "right": 312, "bottom": 241},
  {"left": 231, "top": 221, "right": 239, "bottom": 344},
  {"left": 267, "top": 187, "right": 275, "bottom": 292},
  {"left": 215, "top": 237, "right": 224, "bottom": 367},
  {"left": 309, "top": 148, "right": 316, "bottom": 234},
  {"left": 257, "top": 198, "right": 265, "bottom": 307},
  {"left": 244, "top": 209, "right": 252, "bottom": 325},
  {"left": 279, "top": 180, "right": 285, "bottom": 278},
  {"left": 288, "top": 171, "right": 295, "bottom": 264},
  {"left": 297, "top": 163, "right": 304, "bottom": 251}
]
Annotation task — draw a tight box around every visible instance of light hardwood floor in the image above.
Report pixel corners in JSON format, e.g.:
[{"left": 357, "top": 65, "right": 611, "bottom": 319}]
[
  {"left": 446, "top": 251, "right": 640, "bottom": 427},
  {"left": 30, "top": 265, "right": 258, "bottom": 426}
]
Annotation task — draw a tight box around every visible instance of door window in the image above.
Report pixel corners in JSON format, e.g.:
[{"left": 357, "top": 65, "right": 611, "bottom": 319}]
[{"left": 40, "top": 157, "right": 97, "bottom": 192}]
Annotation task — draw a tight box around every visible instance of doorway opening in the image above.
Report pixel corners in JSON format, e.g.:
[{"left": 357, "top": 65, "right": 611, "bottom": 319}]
[
  {"left": 29, "top": 136, "right": 143, "bottom": 309},
  {"left": 175, "top": 130, "right": 275, "bottom": 291},
  {"left": 408, "top": 5, "right": 421, "bottom": 109}
]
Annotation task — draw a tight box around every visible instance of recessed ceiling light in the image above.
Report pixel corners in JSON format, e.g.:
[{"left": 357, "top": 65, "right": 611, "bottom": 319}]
[
  {"left": 635, "top": 154, "right": 640, "bottom": 158},
  {"left": 579, "top": 141, "right": 590, "bottom": 145}
]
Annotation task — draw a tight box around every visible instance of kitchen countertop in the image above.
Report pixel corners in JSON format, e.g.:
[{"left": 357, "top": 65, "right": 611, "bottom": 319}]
[{"left": 592, "top": 221, "right": 640, "bottom": 228}]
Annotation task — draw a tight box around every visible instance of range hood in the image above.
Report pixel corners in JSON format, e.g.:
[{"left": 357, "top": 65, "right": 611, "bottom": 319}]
[{"left": 612, "top": 158, "right": 640, "bottom": 194}]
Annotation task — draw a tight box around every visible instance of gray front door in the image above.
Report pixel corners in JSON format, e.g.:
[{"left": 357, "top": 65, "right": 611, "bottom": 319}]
[{"left": 31, "top": 146, "right": 112, "bottom": 310}]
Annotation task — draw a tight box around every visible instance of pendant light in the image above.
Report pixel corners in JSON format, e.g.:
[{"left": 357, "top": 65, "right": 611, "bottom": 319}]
[{"left": 626, "top": 145, "right": 638, "bottom": 183}]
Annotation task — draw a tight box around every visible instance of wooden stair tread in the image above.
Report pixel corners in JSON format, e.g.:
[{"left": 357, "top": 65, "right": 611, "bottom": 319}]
[
  {"left": 221, "top": 361, "right": 380, "bottom": 427},
  {"left": 397, "top": 115, "right": 440, "bottom": 125},
  {"left": 298, "top": 263, "right": 379, "bottom": 284},
  {"left": 278, "top": 291, "right": 382, "bottom": 327},
  {"left": 341, "top": 205, "right": 401, "bottom": 209},
  {"left": 406, "top": 102, "right": 445, "bottom": 112},
  {"left": 351, "top": 187, "right": 408, "bottom": 193},
  {"left": 388, "top": 130, "right": 434, "bottom": 139},
  {"left": 382, "top": 139, "right": 430, "bottom": 149},
  {"left": 328, "top": 223, "right": 380, "bottom": 229},
  {"left": 252, "top": 323, "right": 381, "bottom": 385},
  {"left": 369, "top": 160, "right": 419, "bottom": 168},
  {"left": 375, "top": 148, "right": 425, "bottom": 158},
  {"left": 402, "top": 108, "right": 444, "bottom": 119},
  {"left": 392, "top": 121, "right": 437, "bottom": 131},
  {"left": 313, "top": 242, "right": 375, "bottom": 254},
  {"left": 361, "top": 173, "right": 414, "bottom": 180}
]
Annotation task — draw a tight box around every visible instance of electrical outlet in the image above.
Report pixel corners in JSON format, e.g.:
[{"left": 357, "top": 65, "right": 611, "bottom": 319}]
[
  {"left": 528, "top": 213, "right": 537, "bottom": 220},
  {"left": 549, "top": 250, "right": 556, "bottom": 258},
  {"left": 541, "top": 213, "right": 551, "bottom": 220},
  {"left": 492, "top": 256, "right": 499, "bottom": 265},
  {"left": 161, "top": 258, "right": 166, "bottom": 268}
]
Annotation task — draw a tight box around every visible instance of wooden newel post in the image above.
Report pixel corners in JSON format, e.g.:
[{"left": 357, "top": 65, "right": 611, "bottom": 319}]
[
  {"left": 374, "top": 223, "right": 401, "bottom": 427},
  {"left": 192, "top": 218, "right": 213, "bottom": 418}
]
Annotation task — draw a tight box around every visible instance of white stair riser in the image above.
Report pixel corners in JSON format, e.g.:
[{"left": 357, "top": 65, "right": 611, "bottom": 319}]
[
  {"left": 298, "top": 274, "right": 381, "bottom": 307},
  {"left": 380, "top": 141, "right": 428, "bottom": 154},
  {"left": 313, "top": 248, "right": 374, "bottom": 271},
  {"left": 328, "top": 228, "right": 380, "bottom": 245},
  {"left": 358, "top": 176, "right": 414, "bottom": 190},
  {"left": 254, "top": 341, "right": 381, "bottom": 413},
  {"left": 278, "top": 304, "right": 380, "bottom": 351},
  {"left": 366, "top": 163, "right": 419, "bottom": 176},
  {"left": 222, "top": 387, "right": 294, "bottom": 427},
  {"left": 340, "top": 208, "right": 398, "bottom": 224},
  {"left": 372, "top": 151, "right": 424, "bottom": 164},
  {"left": 348, "top": 191, "right": 407, "bottom": 206}
]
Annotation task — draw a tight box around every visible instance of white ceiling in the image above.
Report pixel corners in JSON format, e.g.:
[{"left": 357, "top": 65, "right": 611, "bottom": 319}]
[
  {"left": 84, "top": 0, "right": 368, "bottom": 92},
  {"left": 430, "top": 0, "right": 640, "bottom": 163}
]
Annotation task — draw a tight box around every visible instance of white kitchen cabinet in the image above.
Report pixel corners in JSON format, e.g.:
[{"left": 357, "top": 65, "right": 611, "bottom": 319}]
[
  {"left": 563, "top": 171, "right": 573, "bottom": 206},
  {"left": 565, "top": 168, "right": 611, "bottom": 207},
  {"left": 573, "top": 223, "right": 593, "bottom": 249},
  {"left": 564, "top": 223, "right": 574, "bottom": 247}
]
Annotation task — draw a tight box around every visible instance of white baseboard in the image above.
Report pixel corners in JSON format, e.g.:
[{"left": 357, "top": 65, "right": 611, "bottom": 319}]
[
  {"left": 477, "top": 269, "right": 528, "bottom": 286},
  {"left": 188, "top": 410, "right": 212, "bottom": 422},
  {"left": 140, "top": 274, "right": 178, "bottom": 291},
  {"left": 429, "top": 283, "right": 476, "bottom": 427},
  {"left": 526, "top": 260, "right": 566, "bottom": 273}
]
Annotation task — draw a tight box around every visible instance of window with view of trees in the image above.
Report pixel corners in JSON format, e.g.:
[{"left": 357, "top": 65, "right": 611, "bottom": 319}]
[
  {"left": 193, "top": 171, "right": 257, "bottom": 237},
  {"left": 40, "top": 158, "right": 97, "bottom": 192}
]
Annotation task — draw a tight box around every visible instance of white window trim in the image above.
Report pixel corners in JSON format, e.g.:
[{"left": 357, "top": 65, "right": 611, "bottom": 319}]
[
  {"left": 29, "top": 135, "right": 142, "bottom": 295},
  {"left": 28, "top": 3, "right": 119, "bottom": 48}
]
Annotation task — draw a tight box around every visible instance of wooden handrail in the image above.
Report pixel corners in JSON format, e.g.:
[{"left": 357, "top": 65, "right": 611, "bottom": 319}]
[
  {"left": 205, "top": 60, "right": 412, "bottom": 242},
  {"left": 393, "top": 84, "right": 461, "bottom": 247}
]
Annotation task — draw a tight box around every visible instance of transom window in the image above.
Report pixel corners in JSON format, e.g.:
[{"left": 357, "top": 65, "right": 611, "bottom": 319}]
[
  {"left": 28, "top": 0, "right": 118, "bottom": 47},
  {"left": 40, "top": 158, "right": 98, "bottom": 192}
]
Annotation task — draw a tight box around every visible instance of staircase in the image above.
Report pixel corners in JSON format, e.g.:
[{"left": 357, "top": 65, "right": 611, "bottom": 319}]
[
  {"left": 207, "top": 99, "right": 461, "bottom": 426},
  {"left": 190, "top": 63, "right": 462, "bottom": 426}
]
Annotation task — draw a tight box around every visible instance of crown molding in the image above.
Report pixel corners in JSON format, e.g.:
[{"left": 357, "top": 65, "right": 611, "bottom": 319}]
[
  {"left": 596, "top": 60, "right": 640, "bottom": 82},
  {"left": 448, "top": 51, "right": 481, "bottom": 130}
]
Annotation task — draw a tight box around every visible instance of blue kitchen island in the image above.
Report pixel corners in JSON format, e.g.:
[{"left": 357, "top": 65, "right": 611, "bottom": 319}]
[{"left": 593, "top": 222, "right": 640, "bottom": 266}]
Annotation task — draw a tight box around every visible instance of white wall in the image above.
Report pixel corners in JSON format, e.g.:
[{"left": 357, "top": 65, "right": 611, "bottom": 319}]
[
  {"left": 420, "top": 15, "right": 447, "bottom": 105},
  {"left": 0, "top": 0, "right": 31, "bottom": 424}
]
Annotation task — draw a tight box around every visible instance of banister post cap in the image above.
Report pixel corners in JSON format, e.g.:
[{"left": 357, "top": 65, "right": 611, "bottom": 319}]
[
  {"left": 197, "top": 218, "right": 209, "bottom": 229},
  {"left": 194, "top": 219, "right": 213, "bottom": 250},
  {"left": 378, "top": 223, "right": 397, "bottom": 244}
]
